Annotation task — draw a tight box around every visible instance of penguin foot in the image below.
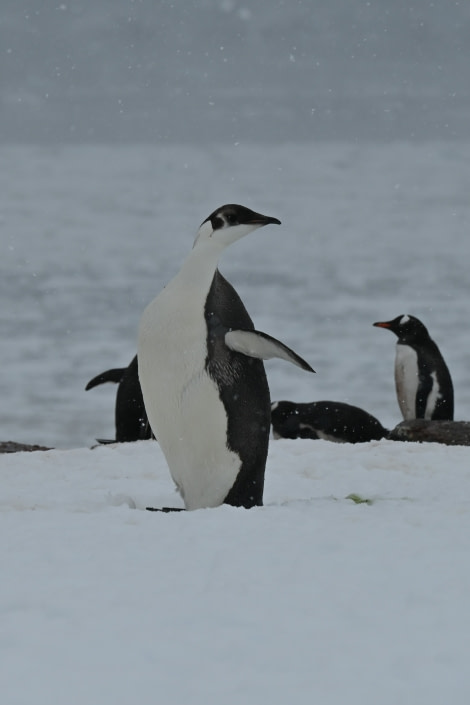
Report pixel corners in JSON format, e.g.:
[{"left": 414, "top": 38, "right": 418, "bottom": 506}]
[{"left": 146, "top": 506, "right": 185, "bottom": 512}]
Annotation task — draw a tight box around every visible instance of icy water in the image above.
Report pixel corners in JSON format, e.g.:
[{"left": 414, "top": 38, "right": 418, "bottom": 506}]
[{"left": 2, "top": 142, "right": 470, "bottom": 448}]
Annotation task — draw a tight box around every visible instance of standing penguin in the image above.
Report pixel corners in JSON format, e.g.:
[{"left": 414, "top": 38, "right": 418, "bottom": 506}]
[
  {"left": 85, "top": 355, "right": 151, "bottom": 443},
  {"left": 138, "top": 204, "right": 314, "bottom": 511},
  {"left": 373, "top": 314, "right": 454, "bottom": 421}
]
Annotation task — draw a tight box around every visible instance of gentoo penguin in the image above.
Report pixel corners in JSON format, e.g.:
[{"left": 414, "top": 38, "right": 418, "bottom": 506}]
[
  {"left": 271, "top": 400, "right": 388, "bottom": 443},
  {"left": 85, "top": 355, "right": 151, "bottom": 443},
  {"left": 373, "top": 315, "right": 454, "bottom": 420},
  {"left": 138, "top": 204, "right": 314, "bottom": 511}
]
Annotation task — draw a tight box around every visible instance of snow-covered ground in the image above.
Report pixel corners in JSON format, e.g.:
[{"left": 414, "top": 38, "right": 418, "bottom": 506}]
[
  {"left": 2, "top": 438, "right": 470, "bottom": 704},
  {"left": 2, "top": 141, "right": 470, "bottom": 703}
]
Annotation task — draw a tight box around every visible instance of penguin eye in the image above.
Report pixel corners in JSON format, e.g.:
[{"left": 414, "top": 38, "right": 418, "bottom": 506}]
[
  {"left": 212, "top": 215, "right": 225, "bottom": 230},
  {"left": 225, "top": 212, "right": 237, "bottom": 225}
]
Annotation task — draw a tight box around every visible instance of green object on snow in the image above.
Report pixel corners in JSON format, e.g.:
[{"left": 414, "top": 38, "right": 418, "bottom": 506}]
[{"left": 346, "top": 493, "right": 373, "bottom": 505}]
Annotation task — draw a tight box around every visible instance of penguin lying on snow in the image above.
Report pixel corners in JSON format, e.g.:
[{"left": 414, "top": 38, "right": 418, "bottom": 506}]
[
  {"left": 373, "top": 314, "right": 454, "bottom": 421},
  {"left": 271, "top": 400, "right": 388, "bottom": 443},
  {"left": 138, "top": 204, "right": 314, "bottom": 511},
  {"left": 85, "top": 355, "right": 151, "bottom": 443}
]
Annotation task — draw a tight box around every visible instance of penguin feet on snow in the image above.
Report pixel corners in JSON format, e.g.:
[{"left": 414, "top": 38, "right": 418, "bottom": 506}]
[
  {"left": 138, "top": 204, "right": 314, "bottom": 512},
  {"left": 85, "top": 355, "right": 151, "bottom": 443},
  {"left": 271, "top": 400, "right": 389, "bottom": 443},
  {"left": 373, "top": 315, "right": 454, "bottom": 421},
  {"left": 146, "top": 507, "right": 185, "bottom": 513}
]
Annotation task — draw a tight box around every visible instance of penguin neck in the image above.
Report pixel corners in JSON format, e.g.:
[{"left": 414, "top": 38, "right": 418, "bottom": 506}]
[{"left": 177, "top": 240, "right": 226, "bottom": 293}]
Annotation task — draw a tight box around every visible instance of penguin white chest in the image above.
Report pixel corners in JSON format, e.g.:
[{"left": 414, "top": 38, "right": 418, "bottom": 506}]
[
  {"left": 138, "top": 277, "right": 241, "bottom": 510},
  {"left": 395, "top": 344, "right": 419, "bottom": 420}
]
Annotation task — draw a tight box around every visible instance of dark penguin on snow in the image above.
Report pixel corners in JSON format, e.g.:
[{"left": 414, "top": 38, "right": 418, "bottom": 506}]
[
  {"left": 373, "top": 314, "right": 454, "bottom": 421},
  {"left": 138, "top": 204, "right": 314, "bottom": 511},
  {"left": 85, "top": 355, "right": 151, "bottom": 443},
  {"left": 271, "top": 400, "right": 388, "bottom": 443}
]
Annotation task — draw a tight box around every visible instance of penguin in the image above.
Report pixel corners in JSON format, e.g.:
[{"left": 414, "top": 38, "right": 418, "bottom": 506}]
[
  {"left": 85, "top": 355, "right": 151, "bottom": 443},
  {"left": 373, "top": 314, "right": 454, "bottom": 420},
  {"left": 271, "top": 400, "right": 389, "bottom": 443},
  {"left": 138, "top": 204, "right": 314, "bottom": 511}
]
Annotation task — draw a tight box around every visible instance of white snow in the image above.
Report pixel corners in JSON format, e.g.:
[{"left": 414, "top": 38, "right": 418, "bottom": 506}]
[
  {"left": 2, "top": 439, "right": 470, "bottom": 704},
  {"left": 3, "top": 141, "right": 470, "bottom": 703}
]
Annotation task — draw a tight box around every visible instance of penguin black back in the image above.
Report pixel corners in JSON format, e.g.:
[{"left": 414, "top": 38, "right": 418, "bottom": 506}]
[
  {"left": 205, "top": 270, "right": 270, "bottom": 507},
  {"left": 271, "top": 400, "right": 389, "bottom": 443}
]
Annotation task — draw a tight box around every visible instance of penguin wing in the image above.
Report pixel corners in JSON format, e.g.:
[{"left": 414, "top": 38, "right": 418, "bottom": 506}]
[
  {"left": 415, "top": 372, "right": 433, "bottom": 418},
  {"left": 85, "top": 368, "right": 126, "bottom": 390},
  {"left": 225, "top": 330, "right": 314, "bottom": 372}
]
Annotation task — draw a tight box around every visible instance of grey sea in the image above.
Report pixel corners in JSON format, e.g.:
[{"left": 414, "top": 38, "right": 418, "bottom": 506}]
[{"left": 2, "top": 142, "right": 470, "bottom": 448}]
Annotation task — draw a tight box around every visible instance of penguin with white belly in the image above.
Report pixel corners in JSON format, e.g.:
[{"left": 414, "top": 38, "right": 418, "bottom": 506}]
[
  {"left": 373, "top": 314, "right": 454, "bottom": 421},
  {"left": 138, "top": 204, "right": 314, "bottom": 511}
]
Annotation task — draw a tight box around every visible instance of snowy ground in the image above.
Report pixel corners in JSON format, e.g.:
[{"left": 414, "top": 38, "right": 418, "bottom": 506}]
[
  {"left": 2, "top": 141, "right": 470, "bottom": 703},
  {"left": 2, "top": 438, "right": 470, "bottom": 704}
]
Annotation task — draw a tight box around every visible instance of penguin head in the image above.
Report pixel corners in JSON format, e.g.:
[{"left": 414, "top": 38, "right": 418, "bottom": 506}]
[
  {"left": 193, "top": 204, "right": 281, "bottom": 248},
  {"left": 373, "top": 314, "right": 430, "bottom": 344},
  {"left": 271, "top": 400, "right": 298, "bottom": 419},
  {"left": 271, "top": 401, "right": 303, "bottom": 439}
]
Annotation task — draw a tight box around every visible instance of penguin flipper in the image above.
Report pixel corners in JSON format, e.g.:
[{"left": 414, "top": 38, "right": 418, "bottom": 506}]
[
  {"left": 85, "top": 368, "right": 127, "bottom": 390},
  {"left": 225, "top": 330, "right": 315, "bottom": 372}
]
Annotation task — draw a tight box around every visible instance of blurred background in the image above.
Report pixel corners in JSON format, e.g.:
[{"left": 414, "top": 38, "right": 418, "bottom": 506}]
[
  {"left": 2, "top": 0, "right": 470, "bottom": 144},
  {"left": 2, "top": 1, "right": 470, "bottom": 448}
]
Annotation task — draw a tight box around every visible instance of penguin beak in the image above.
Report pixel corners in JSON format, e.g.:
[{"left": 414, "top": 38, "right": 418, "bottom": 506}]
[
  {"left": 245, "top": 214, "right": 281, "bottom": 227},
  {"left": 373, "top": 321, "right": 391, "bottom": 329}
]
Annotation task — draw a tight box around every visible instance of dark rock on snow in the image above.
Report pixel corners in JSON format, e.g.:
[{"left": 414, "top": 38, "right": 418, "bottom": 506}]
[
  {"left": 0, "top": 441, "right": 52, "bottom": 454},
  {"left": 389, "top": 420, "right": 470, "bottom": 446}
]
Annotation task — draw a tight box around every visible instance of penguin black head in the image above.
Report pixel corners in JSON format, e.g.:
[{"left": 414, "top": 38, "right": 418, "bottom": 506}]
[
  {"left": 271, "top": 401, "right": 313, "bottom": 439},
  {"left": 373, "top": 315, "right": 430, "bottom": 344},
  {"left": 194, "top": 204, "right": 281, "bottom": 248}
]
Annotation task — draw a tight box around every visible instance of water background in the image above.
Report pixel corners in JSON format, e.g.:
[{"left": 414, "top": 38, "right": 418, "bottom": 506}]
[{"left": 2, "top": 141, "right": 469, "bottom": 447}]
